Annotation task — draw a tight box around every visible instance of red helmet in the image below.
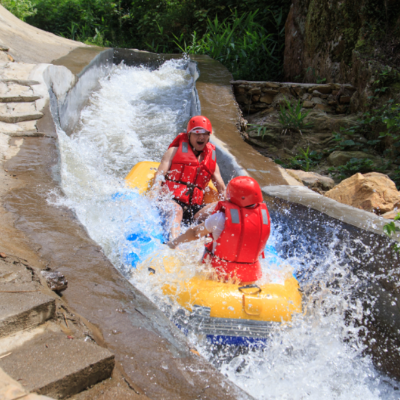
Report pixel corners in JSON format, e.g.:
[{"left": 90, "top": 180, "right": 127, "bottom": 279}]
[
  {"left": 186, "top": 115, "right": 212, "bottom": 134},
  {"left": 226, "top": 176, "right": 263, "bottom": 207}
]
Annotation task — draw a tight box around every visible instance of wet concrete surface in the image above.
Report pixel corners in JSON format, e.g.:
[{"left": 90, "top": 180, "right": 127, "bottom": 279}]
[
  {"left": 192, "top": 55, "right": 290, "bottom": 186},
  {"left": 52, "top": 47, "right": 107, "bottom": 76},
  {"left": 3, "top": 104, "right": 254, "bottom": 399}
]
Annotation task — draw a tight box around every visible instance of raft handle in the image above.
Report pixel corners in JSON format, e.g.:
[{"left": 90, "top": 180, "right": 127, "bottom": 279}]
[
  {"left": 148, "top": 267, "right": 156, "bottom": 274},
  {"left": 238, "top": 284, "right": 261, "bottom": 295}
]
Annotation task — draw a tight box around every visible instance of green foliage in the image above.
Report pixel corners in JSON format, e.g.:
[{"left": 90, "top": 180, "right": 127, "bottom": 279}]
[
  {"left": 276, "top": 147, "right": 323, "bottom": 172},
  {"left": 247, "top": 124, "right": 269, "bottom": 141},
  {"left": 330, "top": 100, "right": 400, "bottom": 156},
  {"left": 328, "top": 158, "right": 376, "bottom": 180},
  {"left": 383, "top": 212, "right": 400, "bottom": 254},
  {"left": 172, "top": 9, "right": 285, "bottom": 80},
  {"left": 1, "top": 0, "right": 291, "bottom": 81},
  {"left": 278, "top": 98, "right": 314, "bottom": 135},
  {"left": 1, "top": 0, "right": 37, "bottom": 20}
]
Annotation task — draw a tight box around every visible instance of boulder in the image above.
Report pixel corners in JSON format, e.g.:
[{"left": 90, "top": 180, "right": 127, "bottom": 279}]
[
  {"left": 325, "top": 172, "right": 400, "bottom": 214},
  {"left": 327, "top": 151, "right": 375, "bottom": 166},
  {"left": 286, "top": 169, "right": 335, "bottom": 191},
  {"left": 302, "top": 100, "right": 314, "bottom": 108}
]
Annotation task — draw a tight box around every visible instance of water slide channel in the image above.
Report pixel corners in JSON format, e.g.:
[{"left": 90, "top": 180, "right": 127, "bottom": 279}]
[{"left": 14, "top": 50, "right": 400, "bottom": 398}]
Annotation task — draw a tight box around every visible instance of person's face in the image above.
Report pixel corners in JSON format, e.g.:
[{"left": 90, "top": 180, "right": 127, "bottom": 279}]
[{"left": 189, "top": 132, "right": 210, "bottom": 152}]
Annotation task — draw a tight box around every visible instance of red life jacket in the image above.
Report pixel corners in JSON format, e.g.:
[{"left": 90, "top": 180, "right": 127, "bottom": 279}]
[
  {"left": 164, "top": 133, "right": 217, "bottom": 205},
  {"left": 203, "top": 200, "right": 271, "bottom": 283}
]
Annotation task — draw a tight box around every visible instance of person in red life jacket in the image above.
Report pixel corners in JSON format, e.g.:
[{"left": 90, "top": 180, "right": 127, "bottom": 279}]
[
  {"left": 166, "top": 176, "right": 270, "bottom": 284},
  {"left": 151, "top": 115, "right": 226, "bottom": 238}
]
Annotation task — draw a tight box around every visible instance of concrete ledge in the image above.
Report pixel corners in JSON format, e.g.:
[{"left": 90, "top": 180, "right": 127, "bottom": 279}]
[
  {"left": 263, "top": 185, "right": 400, "bottom": 240},
  {"left": 0, "top": 291, "right": 55, "bottom": 338},
  {"left": 0, "top": 332, "right": 115, "bottom": 399}
]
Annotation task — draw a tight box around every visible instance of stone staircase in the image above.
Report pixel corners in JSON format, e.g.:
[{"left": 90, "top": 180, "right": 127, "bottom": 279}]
[
  {"left": 0, "top": 253, "right": 115, "bottom": 399},
  {"left": 0, "top": 60, "right": 46, "bottom": 138},
  {"left": 0, "top": 57, "right": 116, "bottom": 399}
]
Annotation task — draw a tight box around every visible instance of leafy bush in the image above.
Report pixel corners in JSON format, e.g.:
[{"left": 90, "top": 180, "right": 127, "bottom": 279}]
[
  {"left": 247, "top": 123, "right": 269, "bottom": 141},
  {"left": 1, "top": 0, "right": 291, "bottom": 81},
  {"left": 383, "top": 213, "right": 400, "bottom": 254},
  {"left": 276, "top": 147, "right": 323, "bottom": 172},
  {"left": 278, "top": 98, "right": 313, "bottom": 135},
  {"left": 1, "top": 0, "right": 37, "bottom": 20},
  {"left": 172, "top": 9, "right": 285, "bottom": 81},
  {"left": 328, "top": 158, "right": 376, "bottom": 180}
]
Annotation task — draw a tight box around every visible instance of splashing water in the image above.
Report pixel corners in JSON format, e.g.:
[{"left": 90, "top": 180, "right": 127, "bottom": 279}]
[{"left": 50, "top": 59, "right": 399, "bottom": 399}]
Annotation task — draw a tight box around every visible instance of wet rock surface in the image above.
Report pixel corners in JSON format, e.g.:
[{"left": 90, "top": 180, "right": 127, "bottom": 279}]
[{"left": 286, "top": 169, "right": 334, "bottom": 192}]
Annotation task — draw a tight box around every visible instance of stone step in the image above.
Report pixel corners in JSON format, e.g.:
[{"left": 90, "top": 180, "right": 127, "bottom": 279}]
[
  {"left": 0, "top": 289, "right": 56, "bottom": 338},
  {"left": 0, "top": 80, "right": 42, "bottom": 103},
  {"left": 0, "top": 120, "right": 42, "bottom": 137},
  {"left": 0, "top": 102, "right": 43, "bottom": 123},
  {"left": 0, "top": 367, "right": 55, "bottom": 400},
  {"left": 0, "top": 79, "right": 40, "bottom": 86},
  {"left": 0, "top": 332, "right": 115, "bottom": 399},
  {"left": 0, "top": 112, "right": 43, "bottom": 123},
  {"left": 0, "top": 95, "right": 41, "bottom": 103}
]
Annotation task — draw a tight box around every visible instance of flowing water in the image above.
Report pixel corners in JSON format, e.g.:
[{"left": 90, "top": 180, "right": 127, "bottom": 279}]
[{"left": 50, "top": 59, "right": 399, "bottom": 399}]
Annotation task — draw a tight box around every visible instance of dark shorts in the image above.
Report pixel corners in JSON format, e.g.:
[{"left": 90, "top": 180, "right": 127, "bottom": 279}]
[{"left": 173, "top": 199, "right": 205, "bottom": 225}]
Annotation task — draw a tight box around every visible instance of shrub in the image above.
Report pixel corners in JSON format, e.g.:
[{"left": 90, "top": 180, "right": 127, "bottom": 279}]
[{"left": 278, "top": 98, "right": 313, "bottom": 135}]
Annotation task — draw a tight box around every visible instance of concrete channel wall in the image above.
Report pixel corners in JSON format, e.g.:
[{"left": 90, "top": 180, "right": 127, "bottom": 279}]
[
  {"left": 39, "top": 47, "right": 400, "bottom": 382},
  {"left": 23, "top": 49, "right": 254, "bottom": 399}
]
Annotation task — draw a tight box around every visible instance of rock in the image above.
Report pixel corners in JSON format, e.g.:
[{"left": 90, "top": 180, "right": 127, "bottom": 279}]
[
  {"left": 286, "top": 169, "right": 335, "bottom": 191},
  {"left": 263, "top": 82, "right": 280, "bottom": 88},
  {"left": 312, "top": 90, "right": 323, "bottom": 97},
  {"left": 0, "top": 253, "right": 6, "bottom": 258},
  {"left": 235, "top": 86, "right": 246, "bottom": 94},
  {"left": 340, "top": 95, "right": 351, "bottom": 104},
  {"left": 314, "top": 104, "right": 332, "bottom": 112},
  {"left": 291, "top": 86, "right": 305, "bottom": 97},
  {"left": 381, "top": 209, "right": 400, "bottom": 219},
  {"left": 328, "top": 100, "right": 337, "bottom": 106},
  {"left": 327, "top": 150, "right": 375, "bottom": 166},
  {"left": 252, "top": 95, "right": 260, "bottom": 102},
  {"left": 261, "top": 89, "right": 279, "bottom": 95},
  {"left": 41, "top": 270, "right": 68, "bottom": 292},
  {"left": 311, "top": 97, "right": 324, "bottom": 105},
  {"left": 259, "top": 94, "right": 275, "bottom": 104},
  {"left": 249, "top": 88, "right": 261, "bottom": 95},
  {"left": 279, "top": 87, "right": 290, "bottom": 94},
  {"left": 325, "top": 172, "right": 400, "bottom": 215},
  {"left": 313, "top": 85, "right": 332, "bottom": 94},
  {"left": 302, "top": 93, "right": 310, "bottom": 100},
  {"left": 302, "top": 100, "right": 314, "bottom": 108}
]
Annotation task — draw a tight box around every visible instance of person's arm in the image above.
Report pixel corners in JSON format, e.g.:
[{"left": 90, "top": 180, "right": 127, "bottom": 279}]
[
  {"left": 155, "top": 147, "right": 178, "bottom": 182},
  {"left": 147, "top": 147, "right": 178, "bottom": 197},
  {"left": 167, "top": 222, "right": 210, "bottom": 249},
  {"left": 211, "top": 163, "right": 226, "bottom": 199}
]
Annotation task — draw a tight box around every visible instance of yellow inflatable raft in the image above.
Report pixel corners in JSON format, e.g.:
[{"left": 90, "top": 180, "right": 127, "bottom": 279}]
[{"left": 126, "top": 161, "right": 302, "bottom": 343}]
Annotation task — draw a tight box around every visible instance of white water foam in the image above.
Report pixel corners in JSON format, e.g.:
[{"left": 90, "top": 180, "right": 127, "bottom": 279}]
[{"left": 50, "top": 59, "right": 399, "bottom": 399}]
